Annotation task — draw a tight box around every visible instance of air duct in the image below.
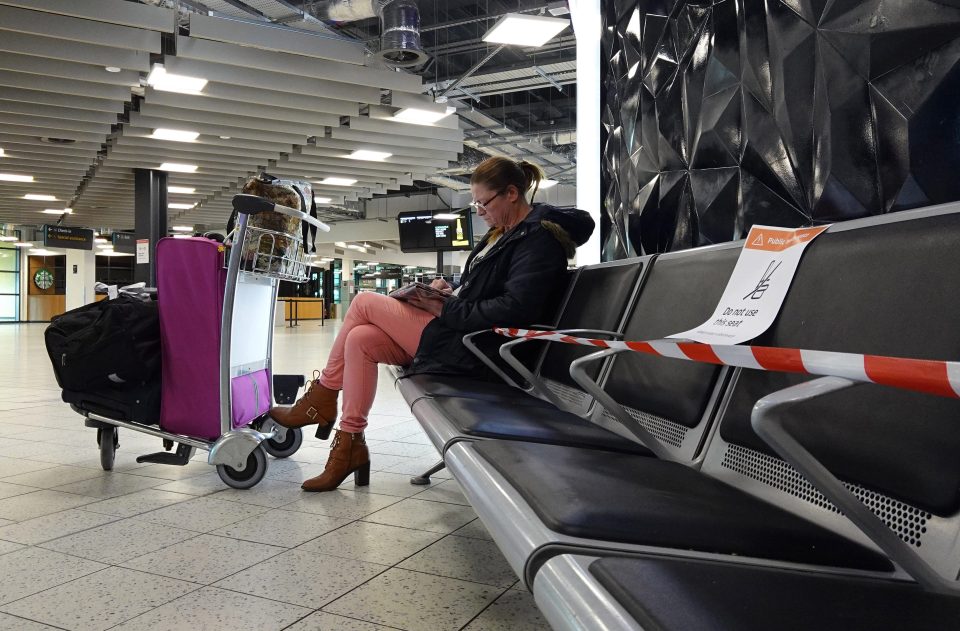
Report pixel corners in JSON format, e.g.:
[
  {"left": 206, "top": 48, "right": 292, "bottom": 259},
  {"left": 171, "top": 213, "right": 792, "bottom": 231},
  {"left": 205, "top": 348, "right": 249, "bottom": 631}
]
[
  {"left": 307, "top": 0, "right": 428, "bottom": 67},
  {"left": 376, "top": 0, "right": 427, "bottom": 66}
]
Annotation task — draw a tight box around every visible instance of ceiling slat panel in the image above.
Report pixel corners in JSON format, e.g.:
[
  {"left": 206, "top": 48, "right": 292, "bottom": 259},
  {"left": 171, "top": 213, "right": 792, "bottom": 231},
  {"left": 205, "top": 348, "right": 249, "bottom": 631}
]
[
  {"left": 0, "top": 0, "right": 175, "bottom": 32},
  {"left": 0, "top": 5, "right": 163, "bottom": 51}
]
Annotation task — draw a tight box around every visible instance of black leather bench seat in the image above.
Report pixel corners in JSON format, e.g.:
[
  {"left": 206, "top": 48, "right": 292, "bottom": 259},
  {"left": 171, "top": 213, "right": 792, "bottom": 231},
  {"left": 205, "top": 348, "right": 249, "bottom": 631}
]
[
  {"left": 473, "top": 441, "right": 892, "bottom": 571},
  {"left": 398, "top": 374, "right": 556, "bottom": 408},
  {"left": 431, "top": 396, "right": 653, "bottom": 455},
  {"left": 589, "top": 555, "right": 960, "bottom": 631}
]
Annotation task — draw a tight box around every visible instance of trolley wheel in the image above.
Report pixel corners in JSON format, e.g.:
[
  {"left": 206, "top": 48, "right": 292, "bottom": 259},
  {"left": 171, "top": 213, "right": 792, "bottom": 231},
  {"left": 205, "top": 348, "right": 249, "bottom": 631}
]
[
  {"left": 216, "top": 446, "right": 268, "bottom": 489},
  {"left": 98, "top": 426, "right": 118, "bottom": 471},
  {"left": 262, "top": 427, "right": 302, "bottom": 459}
]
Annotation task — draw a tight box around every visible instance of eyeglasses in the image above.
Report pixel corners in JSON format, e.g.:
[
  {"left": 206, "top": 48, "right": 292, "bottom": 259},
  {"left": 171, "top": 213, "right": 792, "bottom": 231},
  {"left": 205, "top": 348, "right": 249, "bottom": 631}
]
[{"left": 469, "top": 190, "right": 503, "bottom": 212}]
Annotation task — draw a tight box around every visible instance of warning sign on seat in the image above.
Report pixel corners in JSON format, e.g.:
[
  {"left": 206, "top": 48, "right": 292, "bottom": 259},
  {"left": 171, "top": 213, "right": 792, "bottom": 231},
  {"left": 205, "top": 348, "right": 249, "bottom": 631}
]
[{"left": 667, "top": 224, "right": 829, "bottom": 345}]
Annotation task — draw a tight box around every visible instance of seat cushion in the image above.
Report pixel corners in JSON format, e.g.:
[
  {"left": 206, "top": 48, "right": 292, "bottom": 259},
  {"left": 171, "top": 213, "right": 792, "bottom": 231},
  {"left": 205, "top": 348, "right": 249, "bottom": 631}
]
[
  {"left": 398, "top": 373, "right": 556, "bottom": 407},
  {"left": 433, "top": 397, "right": 652, "bottom": 456},
  {"left": 474, "top": 441, "right": 891, "bottom": 572},
  {"left": 589, "top": 556, "right": 960, "bottom": 631}
]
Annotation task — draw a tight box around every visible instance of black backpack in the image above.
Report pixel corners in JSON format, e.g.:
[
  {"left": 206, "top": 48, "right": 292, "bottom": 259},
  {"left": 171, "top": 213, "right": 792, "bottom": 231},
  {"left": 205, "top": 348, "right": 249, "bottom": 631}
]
[{"left": 45, "top": 295, "right": 161, "bottom": 393}]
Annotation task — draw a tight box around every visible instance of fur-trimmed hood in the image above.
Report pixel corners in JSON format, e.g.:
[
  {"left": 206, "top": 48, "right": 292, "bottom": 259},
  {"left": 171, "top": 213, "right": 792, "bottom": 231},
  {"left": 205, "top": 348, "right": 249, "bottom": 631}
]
[{"left": 528, "top": 204, "right": 595, "bottom": 257}]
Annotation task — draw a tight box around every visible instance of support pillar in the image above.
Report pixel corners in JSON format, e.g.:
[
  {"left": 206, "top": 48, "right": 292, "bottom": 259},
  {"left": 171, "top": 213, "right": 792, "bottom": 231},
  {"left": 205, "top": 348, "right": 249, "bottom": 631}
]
[
  {"left": 65, "top": 248, "right": 96, "bottom": 311},
  {"left": 340, "top": 256, "right": 353, "bottom": 321},
  {"left": 134, "top": 169, "right": 167, "bottom": 286}
]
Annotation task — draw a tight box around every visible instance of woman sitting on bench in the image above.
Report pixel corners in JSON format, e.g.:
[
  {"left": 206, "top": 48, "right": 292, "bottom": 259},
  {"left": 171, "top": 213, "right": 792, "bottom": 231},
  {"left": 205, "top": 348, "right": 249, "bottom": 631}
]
[{"left": 269, "top": 156, "right": 594, "bottom": 492}]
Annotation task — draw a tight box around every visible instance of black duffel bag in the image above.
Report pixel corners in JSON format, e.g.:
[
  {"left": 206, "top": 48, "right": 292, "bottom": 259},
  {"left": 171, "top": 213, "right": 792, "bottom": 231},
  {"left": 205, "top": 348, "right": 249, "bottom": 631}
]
[{"left": 45, "top": 294, "right": 161, "bottom": 393}]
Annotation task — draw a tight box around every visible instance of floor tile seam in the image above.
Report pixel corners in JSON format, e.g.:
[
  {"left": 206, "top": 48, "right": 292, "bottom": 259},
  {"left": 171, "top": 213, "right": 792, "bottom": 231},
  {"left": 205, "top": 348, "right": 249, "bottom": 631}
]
[
  {"left": 0, "top": 508, "right": 125, "bottom": 545},
  {"left": 112, "top": 540, "right": 290, "bottom": 586},
  {"left": 0, "top": 481, "right": 46, "bottom": 496},
  {"left": 294, "top": 523, "right": 441, "bottom": 567},
  {"left": 395, "top": 531, "right": 519, "bottom": 589},
  {"left": 354, "top": 512, "right": 472, "bottom": 536},
  {"left": 453, "top": 584, "right": 516, "bottom": 631},
  {"left": 37, "top": 526, "right": 208, "bottom": 564},
  {"left": 0, "top": 565, "right": 206, "bottom": 624},
  {"left": 368, "top": 564, "right": 517, "bottom": 590},
  {"left": 210, "top": 559, "right": 394, "bottom": 610},
  {"left": 280, "top": 609, "right": 410, "bottom": 631},
  {"left": 0, "top": 556, "right": 109, "bottom": 609},
  {"left": 0, "top": 610, "right": 72, "bottom": 631},
  {"left": 279, "top": 493, "right": 406, "bottom": 520}
]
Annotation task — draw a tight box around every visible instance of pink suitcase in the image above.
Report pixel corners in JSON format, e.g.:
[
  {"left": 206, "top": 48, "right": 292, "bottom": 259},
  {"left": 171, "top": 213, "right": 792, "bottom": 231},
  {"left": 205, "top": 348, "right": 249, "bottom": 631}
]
[{"left": 157, "top": 237, "right": 271, "bottom": 440}]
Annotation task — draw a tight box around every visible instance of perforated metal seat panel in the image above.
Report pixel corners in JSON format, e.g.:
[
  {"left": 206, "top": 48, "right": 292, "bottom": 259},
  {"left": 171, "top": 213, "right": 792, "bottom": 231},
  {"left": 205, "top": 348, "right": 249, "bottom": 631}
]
[
  {"left": 472, "top": 440, "right": 892, "bottom": 572},
  {"left": 589, "top": 555, "right": 960, "bottom": 631}
]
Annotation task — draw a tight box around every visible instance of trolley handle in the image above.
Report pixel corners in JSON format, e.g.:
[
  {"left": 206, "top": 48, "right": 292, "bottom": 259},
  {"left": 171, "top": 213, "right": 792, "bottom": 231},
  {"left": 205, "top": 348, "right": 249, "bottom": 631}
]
[{"left": 231, "top": 194, "right": 330, "bottom": 232}]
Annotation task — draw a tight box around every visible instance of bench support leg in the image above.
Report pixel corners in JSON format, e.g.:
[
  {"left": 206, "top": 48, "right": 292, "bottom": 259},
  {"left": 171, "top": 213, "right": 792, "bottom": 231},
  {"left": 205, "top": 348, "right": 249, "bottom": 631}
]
[{"left": 410, "top": 459, "right": 445, "bottom": 485}]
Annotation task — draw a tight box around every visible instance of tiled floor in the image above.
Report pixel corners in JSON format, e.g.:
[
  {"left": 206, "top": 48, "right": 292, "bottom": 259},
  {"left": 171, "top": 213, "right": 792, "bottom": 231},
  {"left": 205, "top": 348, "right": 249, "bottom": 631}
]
[{"left": 0, "top": 322, "right": 551, "bottom": 631}]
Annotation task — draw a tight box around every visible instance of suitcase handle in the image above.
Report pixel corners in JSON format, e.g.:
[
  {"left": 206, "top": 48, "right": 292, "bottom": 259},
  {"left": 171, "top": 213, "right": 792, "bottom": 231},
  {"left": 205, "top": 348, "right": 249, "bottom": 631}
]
[{"left": 232, "top": 194, "right": 330, "bottom": 232}]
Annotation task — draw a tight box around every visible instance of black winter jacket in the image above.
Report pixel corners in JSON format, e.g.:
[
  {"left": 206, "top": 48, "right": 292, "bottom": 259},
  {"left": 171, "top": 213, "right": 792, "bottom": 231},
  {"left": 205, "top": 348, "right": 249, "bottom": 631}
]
[{"left": 406, "top": 203, "right": 594, "bottom": 378}]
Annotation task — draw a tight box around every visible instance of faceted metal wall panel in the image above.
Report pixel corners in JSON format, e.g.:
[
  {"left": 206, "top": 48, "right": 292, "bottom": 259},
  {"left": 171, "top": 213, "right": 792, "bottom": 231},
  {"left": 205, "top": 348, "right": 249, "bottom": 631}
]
[{"left": 600, "top": 0, "right": 960, "bottom": 258}]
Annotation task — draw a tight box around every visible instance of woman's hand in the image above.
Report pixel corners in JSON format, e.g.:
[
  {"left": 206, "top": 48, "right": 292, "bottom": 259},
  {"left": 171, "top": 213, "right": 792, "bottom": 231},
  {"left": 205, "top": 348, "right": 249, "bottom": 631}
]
[{"left": 429, "top": 278, "right": 452, "bottom": 291}]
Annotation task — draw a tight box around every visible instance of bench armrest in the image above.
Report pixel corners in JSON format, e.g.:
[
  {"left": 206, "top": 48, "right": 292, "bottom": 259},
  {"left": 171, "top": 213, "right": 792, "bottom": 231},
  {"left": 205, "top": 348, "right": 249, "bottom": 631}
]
[
  {"left": 569, "top": 348, "right": 676, "bottom": 461},
  {"left": 752, "top": 377, "right": 957, "bottom": 594},
  {"left": 499, "top": 328, "right": 622, "bottom": 413},
  {"left": 462, "top": 329, "right": 530, "bottom": 389}
]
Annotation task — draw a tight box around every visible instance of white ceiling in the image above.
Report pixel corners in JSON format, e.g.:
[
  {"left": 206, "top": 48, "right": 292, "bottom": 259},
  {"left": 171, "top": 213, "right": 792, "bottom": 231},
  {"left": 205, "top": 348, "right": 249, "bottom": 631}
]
[{"left": 0, "top": 0, "right": 464, "bottom": 232}]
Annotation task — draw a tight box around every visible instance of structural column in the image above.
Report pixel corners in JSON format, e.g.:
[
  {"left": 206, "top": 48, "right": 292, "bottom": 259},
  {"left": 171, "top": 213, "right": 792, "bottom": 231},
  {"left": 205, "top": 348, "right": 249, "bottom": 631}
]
[
  {"left": 65, "top": 248, "right": 95, "bottom": 311},
  {"left": 134, "top": 168, "right": 167, "bottom": 286},
  {"left": 340, "top": 256, "right": 353, "bottom": 321}
]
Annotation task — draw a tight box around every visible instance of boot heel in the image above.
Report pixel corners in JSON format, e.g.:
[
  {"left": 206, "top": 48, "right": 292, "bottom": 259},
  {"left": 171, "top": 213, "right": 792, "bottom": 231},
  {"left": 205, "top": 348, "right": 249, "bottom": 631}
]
[
  {"left": 315, "top": 423, "right": 333, "bottom": 440},
  {"left": 354, "top": 462, "right": 370, "bottom": 486}
]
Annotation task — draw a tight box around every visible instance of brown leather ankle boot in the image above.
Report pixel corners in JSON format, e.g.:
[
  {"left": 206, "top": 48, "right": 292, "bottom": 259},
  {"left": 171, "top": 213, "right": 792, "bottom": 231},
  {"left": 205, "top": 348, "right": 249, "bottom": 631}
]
[
  {"left": 269, "top": 370, "right": 338, "bottom": 437},
  {"left": 301, "top": 429, "right": 370, "bottom": 492}
]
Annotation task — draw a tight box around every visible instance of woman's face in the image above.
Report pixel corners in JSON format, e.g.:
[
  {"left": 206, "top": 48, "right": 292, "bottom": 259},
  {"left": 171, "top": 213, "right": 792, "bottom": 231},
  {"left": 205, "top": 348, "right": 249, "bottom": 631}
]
[{"left": 471, "top": 183, "right": 511, "bottom": 229}]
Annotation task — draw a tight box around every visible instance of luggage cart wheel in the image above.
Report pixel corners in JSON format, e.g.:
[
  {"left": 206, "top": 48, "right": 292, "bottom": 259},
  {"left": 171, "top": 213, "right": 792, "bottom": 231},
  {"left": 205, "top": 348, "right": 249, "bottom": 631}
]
[
  {"left": 98, "top": 426, "right": 118, "bottom": 471},
  {"left": 163, "top": 439, "right": 174, "bottom": 451},
  {"left": 262, "top": 427, "right": 303, "bottom": 459},
  {"left": 216, "top": 446, "right": 268, "bottom": 489}
]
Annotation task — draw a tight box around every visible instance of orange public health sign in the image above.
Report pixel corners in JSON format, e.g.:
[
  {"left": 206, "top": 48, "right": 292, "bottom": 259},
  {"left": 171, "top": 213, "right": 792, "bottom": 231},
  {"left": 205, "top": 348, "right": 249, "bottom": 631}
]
[{"left": 745, "top": 226, "right": 829, "bottom": 252}]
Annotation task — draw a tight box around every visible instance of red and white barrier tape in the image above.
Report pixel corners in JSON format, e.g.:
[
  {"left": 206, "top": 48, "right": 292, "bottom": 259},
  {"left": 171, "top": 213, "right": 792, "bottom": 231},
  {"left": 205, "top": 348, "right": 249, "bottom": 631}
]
[{"left": 493, "top": 328, "right": 960, "bottom": 400}]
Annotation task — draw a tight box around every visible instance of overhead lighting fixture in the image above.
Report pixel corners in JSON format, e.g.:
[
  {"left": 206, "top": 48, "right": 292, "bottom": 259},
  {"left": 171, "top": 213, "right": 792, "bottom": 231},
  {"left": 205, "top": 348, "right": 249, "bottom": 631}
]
[
  {"left": 433, "top": 213, "right": 461, "bottom": 220},
  {"left": 96, "top": 243, "right": 114, "bottom": 249},
  {"left": 392, "top": 107, "right": 450, "bottom": 125},
  {"left": 347, "top": 150, "right": 392, "bottom": 161},
  {"left": 147, "top": 64, "right": 207, "bottom": 94},
  {"left": 99, "top": 250, "right": 134, "bottom": 256},
  {"left": 0, "top": 148, "right": 4, "bottom": 157},
  {"left": 0, "top": 236, "right": 18, "bottom": 242},
  {"left": 159, "top": 163, "right": 197, "bottom": 173},
  {"left": 41, "top": 208, "right": 72, "bottom": 214},
  {"left": 94, "top": 238, "right": 109, "bottom": 244},
  {"left": 482, "top": 13, "right": 570, "bottom": 47},
  {"left": 150, "top": 128, "right": 200, "bottom": 142},
  {"left": 168, "top": 186, "right": 196, "bottom": 194},
  {"left": 168, "top": 203, "right": 195, "bottom": 210},
  {"left": 538, "top": 179, "right": 559, "bottom": 189},
  {"left": 23, "top": 194, "right": 58, "bottom": 201},
  {"left": 320, "top": 177, "right": 357, "bottom": 186},
  {"left": 0, "top": 173, "right": 33, "bottom": 182},
  {"left": 105, "top": 66, "right": 121, "bottom": 73},
  {"left": 29, "top": 248, "right": 57, "bottom": 255},
  {"left": 315, "top": 197, "right": 332, "bottom": 204},
  {"left": 171, "top": 226, "right": 194, "bottom": 232},
  {"left": 219, "top": 135, "right": 232, "bottom": 140},
  {"left": 13, "top": 242, "right": 32, "bottom": 247}
]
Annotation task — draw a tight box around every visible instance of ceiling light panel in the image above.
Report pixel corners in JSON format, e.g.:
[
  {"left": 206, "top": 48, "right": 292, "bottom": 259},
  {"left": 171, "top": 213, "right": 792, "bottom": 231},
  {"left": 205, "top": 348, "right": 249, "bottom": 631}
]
[
  {"left": 347, "top": 150, "right": 392, "bottom": 161},
  {"left": 147, "top": 64, "right": 208, "bottom": 94},
  {"left": 168, "top": 186, "right": 196, "bottom": 194},
  {"left": 483, "top": 13, "right": 570, "bottom": 47},
  {"left": 150, "top": 128, "right": 200, "bottom": 142},
  {"left": 319, "top": 177, "right": 357, "bottom": 186},
  {"left": 23, "top": 194, "right": 58, "bottom": 201},
  {"left": 391, "top": 108, "right": 451, "bottom": 125}
]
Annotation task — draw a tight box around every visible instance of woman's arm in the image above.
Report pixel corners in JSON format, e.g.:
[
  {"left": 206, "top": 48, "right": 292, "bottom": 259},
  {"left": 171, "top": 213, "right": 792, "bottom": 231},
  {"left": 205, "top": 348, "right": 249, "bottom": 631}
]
[{"left": 437, "top": 232, "right": 567, "bottom": 332}]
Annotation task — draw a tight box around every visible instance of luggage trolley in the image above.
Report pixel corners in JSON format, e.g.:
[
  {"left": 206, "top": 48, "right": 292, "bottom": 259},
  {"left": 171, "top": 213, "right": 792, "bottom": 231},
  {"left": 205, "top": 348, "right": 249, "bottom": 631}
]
[{"left": 76, "top": 194, "right": 329, "bottom": 489}]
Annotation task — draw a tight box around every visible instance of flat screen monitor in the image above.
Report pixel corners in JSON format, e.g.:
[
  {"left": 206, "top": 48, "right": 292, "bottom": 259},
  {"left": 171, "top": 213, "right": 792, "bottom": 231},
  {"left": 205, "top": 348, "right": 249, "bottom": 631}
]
[{"left": 397, "top": 210, "right": 474, "bottom": 253}]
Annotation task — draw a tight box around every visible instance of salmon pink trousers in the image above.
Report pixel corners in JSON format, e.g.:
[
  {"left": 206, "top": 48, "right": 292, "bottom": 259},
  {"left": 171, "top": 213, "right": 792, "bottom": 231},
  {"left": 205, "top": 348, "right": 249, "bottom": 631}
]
[{"left": 319, "top": 292, "right": 434, "bottom": 433}]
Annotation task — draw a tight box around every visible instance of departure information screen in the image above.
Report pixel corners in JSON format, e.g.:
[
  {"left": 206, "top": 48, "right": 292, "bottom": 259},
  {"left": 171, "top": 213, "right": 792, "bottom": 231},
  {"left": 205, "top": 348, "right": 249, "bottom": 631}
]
[{"left": 397, "top": 210, "right": 473, "bottom": 253}]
